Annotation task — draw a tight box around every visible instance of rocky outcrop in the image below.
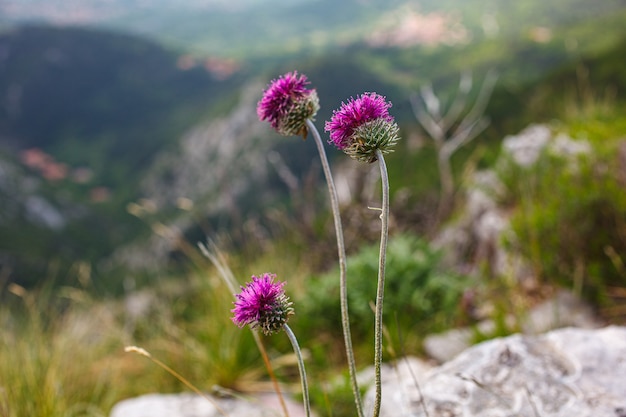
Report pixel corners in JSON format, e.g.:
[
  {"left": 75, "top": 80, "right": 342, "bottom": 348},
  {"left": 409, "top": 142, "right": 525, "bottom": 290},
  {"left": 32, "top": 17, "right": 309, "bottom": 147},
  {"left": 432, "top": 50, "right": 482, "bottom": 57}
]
[
  {"left": 0, "top": 154, "right": 68, "bottom": 230},
  {"left": 110, "top": 392, "right": 312, "bottom": 417},
  {"left": 110, "top": 326, "right": 626, "bottom": 417},
  {"left": 366, "top": 326, "right": 626, "bottom": 417},
  {"left": 423, "top": 290, "right": 603, "bottom": 363}
]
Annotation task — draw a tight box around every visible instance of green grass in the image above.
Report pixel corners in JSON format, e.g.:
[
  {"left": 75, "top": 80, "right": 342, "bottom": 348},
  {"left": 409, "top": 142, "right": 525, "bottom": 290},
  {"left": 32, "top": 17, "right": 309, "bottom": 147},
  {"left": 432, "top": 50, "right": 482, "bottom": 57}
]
[{"left": 0, "top": 286, "right": 124, "bottom": 416}]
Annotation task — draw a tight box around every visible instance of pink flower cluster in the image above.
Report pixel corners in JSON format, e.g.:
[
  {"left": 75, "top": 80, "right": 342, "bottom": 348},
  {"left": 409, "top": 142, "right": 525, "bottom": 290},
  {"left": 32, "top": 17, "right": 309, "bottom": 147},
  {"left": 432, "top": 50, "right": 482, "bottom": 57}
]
[
  {"left": 257, "top": 71, "right": 319, "bottom": 136},
  {"left": 232, "top": 273, "right": 293, "bottom": 335},
  {"left": 325, "top": 93, "right": 394, "bottom": 150}
]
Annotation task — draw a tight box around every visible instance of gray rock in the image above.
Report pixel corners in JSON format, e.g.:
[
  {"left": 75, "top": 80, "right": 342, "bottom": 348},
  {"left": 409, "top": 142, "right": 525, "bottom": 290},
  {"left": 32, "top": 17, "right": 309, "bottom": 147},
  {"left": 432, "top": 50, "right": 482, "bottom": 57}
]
[
  {"left": 521, "top": 290, "right": 603, "bottom": 334},
  {"left": 501, "top": 124, "right": 551, "bottom": 167},
  {"left": 24, "top": 195, "right": 66, "bottom": 230},
  {"left": 110, "top": 392, "right": 312, "bottom": 417},
  {"left": 424, "top": 290, "right": 602, "bottom": 363},
  {"left": 435, "top": 124, "right": 593, "bottom": 281},
  {"left": 360, "top": 357, "right": 435, "bottom": 416},
  {"left": 368, "top": 326, "right": 626, "bottom": 417},
  {"left": 424, "top": 320, "right": 506, "bottom": 364}
]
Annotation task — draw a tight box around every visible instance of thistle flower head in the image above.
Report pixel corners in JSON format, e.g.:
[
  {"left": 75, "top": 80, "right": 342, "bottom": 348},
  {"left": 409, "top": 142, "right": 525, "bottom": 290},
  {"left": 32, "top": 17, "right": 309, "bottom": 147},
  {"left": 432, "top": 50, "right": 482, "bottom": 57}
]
[
  {"left": 257, "top": 71, "right": 320, "bottom": 137},
  {"left": 232, "top": 273, "right": 294, "bottom": 335},
  {"left": 325, "top": 92, "right": 399, "bottom": 163}
]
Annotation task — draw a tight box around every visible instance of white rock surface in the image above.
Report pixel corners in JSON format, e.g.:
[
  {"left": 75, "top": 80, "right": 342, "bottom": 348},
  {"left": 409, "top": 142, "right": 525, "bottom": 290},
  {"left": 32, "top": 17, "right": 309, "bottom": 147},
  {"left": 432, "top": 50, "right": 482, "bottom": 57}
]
[
  {"left": 502, "top": 124, "right": 552, "bottom": 167},
  {"left": 423, "top": 290, "right": 602, "bottom": 363},
  {"left": 368, "top": 326, "right": 626, "bottom": 417},
  {"left": 110, "top": 392, "right": 311, "bottom": 417},
  {"left": 111, "top": 327, "right": 625, "bottom": 417}
]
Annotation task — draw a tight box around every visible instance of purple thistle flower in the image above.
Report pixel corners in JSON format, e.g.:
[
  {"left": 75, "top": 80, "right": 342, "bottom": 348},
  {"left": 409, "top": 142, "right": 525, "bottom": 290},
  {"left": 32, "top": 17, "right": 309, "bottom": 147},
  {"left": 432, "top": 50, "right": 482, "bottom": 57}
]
[
  {"left": 232, "top": 273, "right": 294, "bottom": 335},
  {"left": 325, "top": 93, "right": 393, "bottom": 150},
  {"left": 257, "top": 71, "right": 320, "bottom": 137},
  {"left": 325, "top": 92, "right": 399, "bottom": 163}
]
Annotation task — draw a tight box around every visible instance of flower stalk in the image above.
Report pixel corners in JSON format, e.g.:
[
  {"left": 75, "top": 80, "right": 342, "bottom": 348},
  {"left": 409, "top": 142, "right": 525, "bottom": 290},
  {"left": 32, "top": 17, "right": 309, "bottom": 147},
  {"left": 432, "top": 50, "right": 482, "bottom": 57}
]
[
  {"left": 325, "top": 93, "right": 398, "bottom": 417},
  {"left": 257, "top": 74, "right": 400, "bottom": 417},
  {"left": 284, "top": 324, "right": 311, "bottom": 417},
  {"left": 373, "top": 149, "right": 390, "bottom": 417},
  {"left": 306, "top": 118, "right": 364, "bottom": 417}
]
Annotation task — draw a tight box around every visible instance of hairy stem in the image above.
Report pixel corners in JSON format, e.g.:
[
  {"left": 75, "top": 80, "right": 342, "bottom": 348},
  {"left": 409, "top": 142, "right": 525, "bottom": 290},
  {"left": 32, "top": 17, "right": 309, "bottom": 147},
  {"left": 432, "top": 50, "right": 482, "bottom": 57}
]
[
  {"left": 284, "top": 324, "right": 311, "bottom": 417},
  {"left": 373, "top": 149, "right": 390, "bottom": 417},
  {"left": 306, "top": 119, "right": 364, "bottom": 417}
]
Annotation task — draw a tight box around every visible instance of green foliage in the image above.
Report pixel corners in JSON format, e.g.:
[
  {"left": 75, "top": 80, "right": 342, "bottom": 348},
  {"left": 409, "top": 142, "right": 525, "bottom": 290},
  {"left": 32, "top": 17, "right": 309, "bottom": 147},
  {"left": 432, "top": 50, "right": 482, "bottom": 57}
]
[
  {"left": 0, "top": 26, "right": 233, "bottom": 183},
  {"left": 501, "top": 122, "right": 626, "bottom": 307},
  {"left": 298, "top": 234, "right": 471, "bottom": 345},
  {"left": 0, "top": 267, "right": 276, "bottom": 416},
  {"left": 307, "top": 371, "right": 366, "bottom": 417}
]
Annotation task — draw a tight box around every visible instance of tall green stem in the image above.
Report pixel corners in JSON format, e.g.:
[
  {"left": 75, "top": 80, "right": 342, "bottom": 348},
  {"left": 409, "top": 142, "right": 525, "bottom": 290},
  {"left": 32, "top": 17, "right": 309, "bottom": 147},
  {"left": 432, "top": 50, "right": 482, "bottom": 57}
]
[
  {"left": 306, "top": 119, "right": 364, "bottom": 417},
  {"left": 373, "top": 149, "right": 390, "bottom": 417},
  {"left": 283, "top": 324, "right": 311, "bottom": 417}
]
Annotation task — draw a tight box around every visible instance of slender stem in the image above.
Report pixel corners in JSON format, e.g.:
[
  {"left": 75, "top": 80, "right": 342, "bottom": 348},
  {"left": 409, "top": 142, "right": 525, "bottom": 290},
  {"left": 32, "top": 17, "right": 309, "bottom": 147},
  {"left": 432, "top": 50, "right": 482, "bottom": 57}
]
[
  {"left": 283, "top": 324, "right": 311, "bottom": 417},
  {"left": 306, "top": 119, "right": 364, "bottom": 417},
  {"left": 373, "top": 149, "right": 390, "bottom": 417}
]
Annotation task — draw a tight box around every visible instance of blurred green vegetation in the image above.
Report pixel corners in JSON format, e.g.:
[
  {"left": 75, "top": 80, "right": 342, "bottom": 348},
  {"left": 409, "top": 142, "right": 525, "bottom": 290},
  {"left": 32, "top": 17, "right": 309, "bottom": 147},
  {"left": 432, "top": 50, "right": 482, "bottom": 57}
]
[
  {"left": 501, "top": 115, "right": 626, "bottom": 311},
  {"left": 0, "top": 25, "right": 244, "bottom": 287},
  {"left": 297, "top": 235, "right": 471, "bottom": 353}
]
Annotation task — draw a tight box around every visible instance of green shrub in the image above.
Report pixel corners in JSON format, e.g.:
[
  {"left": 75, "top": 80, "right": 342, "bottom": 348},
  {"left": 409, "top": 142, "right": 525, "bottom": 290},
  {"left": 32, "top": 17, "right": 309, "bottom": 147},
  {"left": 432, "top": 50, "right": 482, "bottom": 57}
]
[
  {"left": 502, "top": 125, "right": 626, "bottom": 307},
  {"left": 297, "top": 234, "right": 471, "bottom": 346}
]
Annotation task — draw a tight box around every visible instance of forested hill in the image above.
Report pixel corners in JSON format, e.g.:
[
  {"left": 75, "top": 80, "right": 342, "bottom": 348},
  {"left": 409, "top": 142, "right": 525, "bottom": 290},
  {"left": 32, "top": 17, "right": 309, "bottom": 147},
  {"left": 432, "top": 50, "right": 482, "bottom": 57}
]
[
  {"left": 0, "top": 25, "right": 242, "bottom": 187},
  {"left": 0, "top": 26, "right": 245, "bottom": 288}
]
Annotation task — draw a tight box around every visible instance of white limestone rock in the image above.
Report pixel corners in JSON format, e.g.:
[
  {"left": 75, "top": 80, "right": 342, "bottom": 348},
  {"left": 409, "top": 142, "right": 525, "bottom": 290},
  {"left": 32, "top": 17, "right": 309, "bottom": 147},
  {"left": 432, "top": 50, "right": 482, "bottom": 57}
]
[
  {"left": 423, "top": 290, "right": 602, "bottom": 363},
  {"left": 369, "top": 326, "right": 626, "bottom": 417},
  {"left": 110, "top": 392, "right": 311, "bottom": 417},
  {"left": 501, "top": 124, "right": 551, "bottom": 167}
]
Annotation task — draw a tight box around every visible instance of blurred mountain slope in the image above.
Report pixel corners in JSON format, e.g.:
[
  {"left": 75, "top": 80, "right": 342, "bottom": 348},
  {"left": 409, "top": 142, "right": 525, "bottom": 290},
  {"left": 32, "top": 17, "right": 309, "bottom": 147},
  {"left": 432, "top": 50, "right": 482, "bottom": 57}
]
[
  {"left": 0, "top": 0, "right": 625, "bottom": 290},
  {"left": 0, "top": 25, "right": 244, "bottom": 287},
  {"left": 1, "top": 0, "right": 625, "bottom": 59}
]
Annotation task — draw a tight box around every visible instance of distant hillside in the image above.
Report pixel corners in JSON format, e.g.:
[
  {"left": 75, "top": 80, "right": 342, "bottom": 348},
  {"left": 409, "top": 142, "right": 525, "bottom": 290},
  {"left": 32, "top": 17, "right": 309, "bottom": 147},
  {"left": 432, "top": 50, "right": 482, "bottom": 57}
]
[
  {"left": 0, "top": 26, "right": 242, "bottom": 186},
  {"left": 2, "top": 0, "right": 625, "bottom": 61},
  {"left": 0, "top": 26, "right": 243, "bottom": 288}
]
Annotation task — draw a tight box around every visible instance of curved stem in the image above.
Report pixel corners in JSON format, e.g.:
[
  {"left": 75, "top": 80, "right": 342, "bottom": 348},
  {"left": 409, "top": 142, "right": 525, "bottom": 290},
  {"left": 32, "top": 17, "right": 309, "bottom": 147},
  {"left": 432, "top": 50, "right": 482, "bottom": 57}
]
[
  {"left": 284, "top": 324, "right": 311, "bottom": 417},
  {"left": 306, "top": 119, "right": 364, "bottom": 417},
  {"left": 373, "top": 149, "right": 390, "bottom": 417}
]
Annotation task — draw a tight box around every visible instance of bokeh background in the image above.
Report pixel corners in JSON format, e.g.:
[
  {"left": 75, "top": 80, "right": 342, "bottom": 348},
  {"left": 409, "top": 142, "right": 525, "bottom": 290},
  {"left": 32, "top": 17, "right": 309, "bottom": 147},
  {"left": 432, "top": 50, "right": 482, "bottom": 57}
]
[{"left": 1, "top": 1, "right": 625, "bottom": 416}]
